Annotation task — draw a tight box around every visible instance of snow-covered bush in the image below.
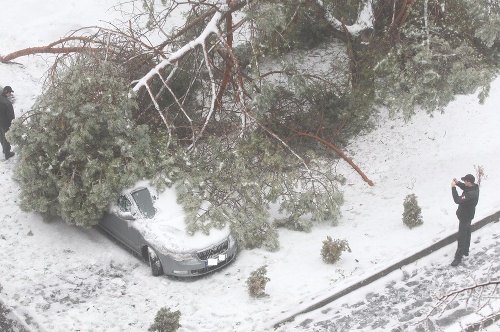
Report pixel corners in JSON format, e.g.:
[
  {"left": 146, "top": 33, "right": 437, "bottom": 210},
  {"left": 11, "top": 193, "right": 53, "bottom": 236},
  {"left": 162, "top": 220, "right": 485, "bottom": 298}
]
[
  {"left": 148, "top": 307, "right": 181, "bottom": 332},
  {"left": 247, "top": 265, "right": 271, "bottom": 298},
  {"left": 321, "top": 237, "right": 351, "bottom": 264},
  {"left": 402, "top": 193, "right": 423, "bottom": 229}
]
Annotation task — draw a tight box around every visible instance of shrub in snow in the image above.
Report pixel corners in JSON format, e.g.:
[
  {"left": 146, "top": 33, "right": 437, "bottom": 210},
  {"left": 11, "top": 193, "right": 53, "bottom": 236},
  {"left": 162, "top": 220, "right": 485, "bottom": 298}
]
[
  {"left": 148, "top": 307, "right": 181, "bottom": 332},
  {"left": 402, "top": 193, "right": 423, "bottom": 229},
  {"left": 321, "top": 237, "right": 351, "bottom": 264},
  {"left": 247, "top": 265, "right": 270, "bottom": 298}
]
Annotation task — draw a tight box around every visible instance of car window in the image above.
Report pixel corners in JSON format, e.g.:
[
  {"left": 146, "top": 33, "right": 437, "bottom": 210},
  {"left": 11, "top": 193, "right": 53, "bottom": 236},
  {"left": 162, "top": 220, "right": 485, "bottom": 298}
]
[
  {"left": 131, "top": 188, "right": 156, "bottom": 219},
  {"left": 118, "top": 195, "right": 132, "bottom": 212}
]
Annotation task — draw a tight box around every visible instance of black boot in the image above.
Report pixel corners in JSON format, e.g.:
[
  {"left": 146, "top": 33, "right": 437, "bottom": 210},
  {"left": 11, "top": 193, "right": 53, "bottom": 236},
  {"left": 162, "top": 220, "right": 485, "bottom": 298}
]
[
  {"left": 451, "top": 257, "right": 461, "bottom": 267},
  {"left": 5, "top": 151, "right": 14, "bottom": 160}
]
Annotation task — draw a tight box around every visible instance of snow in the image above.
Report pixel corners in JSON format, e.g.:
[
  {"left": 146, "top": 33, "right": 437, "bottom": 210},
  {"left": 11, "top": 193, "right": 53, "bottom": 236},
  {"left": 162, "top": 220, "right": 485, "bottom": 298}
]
[
  {"left": 316, "top": 0, "right": 374, "bottom": 36},
  {"left": 1, "top": 1, "right": 499, "bottom": 331},
  {"left": 127, "top": 184, "right": 232, "bottom": 252}
]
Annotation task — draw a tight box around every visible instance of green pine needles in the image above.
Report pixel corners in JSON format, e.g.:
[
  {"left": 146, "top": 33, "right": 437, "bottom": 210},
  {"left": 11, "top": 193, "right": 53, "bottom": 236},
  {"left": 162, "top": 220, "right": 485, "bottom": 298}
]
[
  {"left": 148, "top": 307, "right": 181, "bottom": 332},
  {"left": 402, "top": 193, "right": 424, "bottom": 229},
  {"left": 321, "top": 236, "right": 351, "bottom": 264},
  {"left": 176, "top": 133, "right": 344, "bottom": 252},
  {"left": 246, "top": 265, "right": 271, "bottom": 298},
  {"left": 10, "top": 56, "right": 161, "bottom": 227}
]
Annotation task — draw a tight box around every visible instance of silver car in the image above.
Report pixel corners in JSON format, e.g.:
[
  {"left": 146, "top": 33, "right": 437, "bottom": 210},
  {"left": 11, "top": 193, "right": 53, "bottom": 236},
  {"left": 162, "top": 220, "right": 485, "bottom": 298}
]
[{"left": 99, "top": 183, "right": 238, "bottom": 277}]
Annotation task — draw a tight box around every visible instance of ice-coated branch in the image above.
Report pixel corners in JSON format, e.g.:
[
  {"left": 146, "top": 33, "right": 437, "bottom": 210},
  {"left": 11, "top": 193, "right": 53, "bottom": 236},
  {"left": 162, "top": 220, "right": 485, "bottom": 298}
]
[
  {"left": 314, "top": 0, "right": 374, "bottom": 36},
  {"left": 132, "top": 11, "right": 223, "bottom": 94}
]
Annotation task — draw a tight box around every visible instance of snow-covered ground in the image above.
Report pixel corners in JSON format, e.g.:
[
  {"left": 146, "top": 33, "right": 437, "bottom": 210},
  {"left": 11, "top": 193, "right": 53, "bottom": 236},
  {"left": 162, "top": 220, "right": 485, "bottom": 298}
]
[
  {"left": 0, "top": 1, "right": 499, "bottom": 331},
  {"left": 275, "top": 222, "right": 500, "bottom": 332}
]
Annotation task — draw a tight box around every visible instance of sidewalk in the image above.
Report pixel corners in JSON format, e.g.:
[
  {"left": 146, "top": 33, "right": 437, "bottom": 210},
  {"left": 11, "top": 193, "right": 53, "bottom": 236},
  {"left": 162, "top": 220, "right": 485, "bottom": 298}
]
[
  {"left": 0, "top": 296, "right": 30, "bottom": 332},
  {"left": 273, "top": 216, "right": 500, "bottom": 331}
]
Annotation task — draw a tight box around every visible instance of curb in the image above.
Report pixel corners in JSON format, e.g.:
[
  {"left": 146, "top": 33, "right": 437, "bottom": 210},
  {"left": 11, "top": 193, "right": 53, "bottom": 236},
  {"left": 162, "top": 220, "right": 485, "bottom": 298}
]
[{"left": 272, "top": 210, "right": 500, "bottom": 329}]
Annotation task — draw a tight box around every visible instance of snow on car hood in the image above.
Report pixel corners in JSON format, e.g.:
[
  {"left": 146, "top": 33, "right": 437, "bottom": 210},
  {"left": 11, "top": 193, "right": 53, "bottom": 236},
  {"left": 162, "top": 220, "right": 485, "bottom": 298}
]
[{"left": 131, "top": 185, "right": 231, "bottom": 254}]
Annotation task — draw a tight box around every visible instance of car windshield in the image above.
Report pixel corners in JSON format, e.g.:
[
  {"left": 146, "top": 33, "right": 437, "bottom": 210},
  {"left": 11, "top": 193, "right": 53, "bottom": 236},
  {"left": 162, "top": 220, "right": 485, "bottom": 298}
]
[{"left": 131, "top": 188, "right": 156, "bottom": 219}]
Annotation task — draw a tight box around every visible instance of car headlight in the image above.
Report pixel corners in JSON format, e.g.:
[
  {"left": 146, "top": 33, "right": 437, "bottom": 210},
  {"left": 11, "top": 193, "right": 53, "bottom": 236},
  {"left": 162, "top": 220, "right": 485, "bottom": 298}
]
[{"left": 169, "top": 251, "right": 196, "bottom": 262}]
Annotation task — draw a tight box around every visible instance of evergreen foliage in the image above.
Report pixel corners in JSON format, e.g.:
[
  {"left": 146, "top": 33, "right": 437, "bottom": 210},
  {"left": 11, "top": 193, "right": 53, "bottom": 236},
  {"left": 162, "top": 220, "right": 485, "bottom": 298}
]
[
  {"left": 402, "top": 193, "right": 423, "bottom": 229},
  {"left": 252, "top": 77, "right": 372, "bottom": 153},
  {"left": 244, "top": 0, "right": 332, "bottom": 56},
  {"left": 9, "top": 0, "right": 500, "bottom": 253},
  {"left": 131, "top": 0, "right": 500, "bottom": 251},
  {"left": 177, "top": 133, "right": 343, "bottom": 251},
  {"left": 126, "top": 0, "right": 500, "bottom": 252},
  {"left": 246, "top": 265, "right": 271, "bottom": 298},
  {"left": 463, "top": 0, "right": 500, "bottom": 48},
  {"left": 374, "top": 1, "right": 497, "bottom": 119},
  {"left": 148, "top": 307, "right": 181, "bottom": 332},
  {"left": 321, "top": 236, "right": 351, "bottom": 264},
  {"left": 376, "top": 37, "right": 494, "bottom": 120},
  {"left": 9, "top": 56, "right": 174, "bottom": 226}
]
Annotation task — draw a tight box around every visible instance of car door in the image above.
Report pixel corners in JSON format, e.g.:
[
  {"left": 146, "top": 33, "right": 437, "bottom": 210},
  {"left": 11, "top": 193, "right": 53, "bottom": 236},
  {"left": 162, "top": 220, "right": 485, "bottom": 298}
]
[{"left": 101, "top": 195, "right": 143, "bottom": 253}]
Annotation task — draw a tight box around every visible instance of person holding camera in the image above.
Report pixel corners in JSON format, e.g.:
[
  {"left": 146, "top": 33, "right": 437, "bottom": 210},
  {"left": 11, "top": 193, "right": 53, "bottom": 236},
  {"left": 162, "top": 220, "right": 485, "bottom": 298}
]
[{"left": 450, "top": 174, "right": 479, "bottom": 267}]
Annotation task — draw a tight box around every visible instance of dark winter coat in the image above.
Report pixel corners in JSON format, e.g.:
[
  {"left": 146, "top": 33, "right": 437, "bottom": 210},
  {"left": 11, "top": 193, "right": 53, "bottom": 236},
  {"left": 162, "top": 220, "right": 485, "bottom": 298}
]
[
  {"left": 452, "top": 182, "right": 479, "bottom": 221},
  {"left": 0, "top": 94, "right": 15, "bottom": 129}
]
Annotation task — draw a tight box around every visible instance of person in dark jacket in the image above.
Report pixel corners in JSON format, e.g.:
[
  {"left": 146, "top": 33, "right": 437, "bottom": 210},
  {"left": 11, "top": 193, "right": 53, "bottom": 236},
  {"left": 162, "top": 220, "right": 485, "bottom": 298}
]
[
  {"left": 450, "top": 174, "right": 479, "bottom": 266},
  {"left": 0, "top": 86, "right": 15, "bottom": 160}
]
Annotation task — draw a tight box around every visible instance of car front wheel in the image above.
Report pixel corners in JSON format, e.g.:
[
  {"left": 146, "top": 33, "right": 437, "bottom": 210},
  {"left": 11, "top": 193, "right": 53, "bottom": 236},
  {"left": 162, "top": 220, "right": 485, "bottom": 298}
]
[{"left": 148, "top": 247, "right": 164, "bottom": 276}]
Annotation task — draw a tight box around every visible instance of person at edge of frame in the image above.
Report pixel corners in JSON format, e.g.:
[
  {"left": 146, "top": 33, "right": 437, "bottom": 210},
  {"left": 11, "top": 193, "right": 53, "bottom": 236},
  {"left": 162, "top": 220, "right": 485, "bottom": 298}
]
[{"left": 0, "top": 85, "right": 15, "bottom": 160}]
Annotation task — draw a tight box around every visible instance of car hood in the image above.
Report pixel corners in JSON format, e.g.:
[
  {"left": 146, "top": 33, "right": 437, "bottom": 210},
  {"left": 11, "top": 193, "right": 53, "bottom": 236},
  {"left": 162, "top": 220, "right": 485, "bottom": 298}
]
[{"left": 131, "top": 186, "right": 231, "bottom": 254}]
